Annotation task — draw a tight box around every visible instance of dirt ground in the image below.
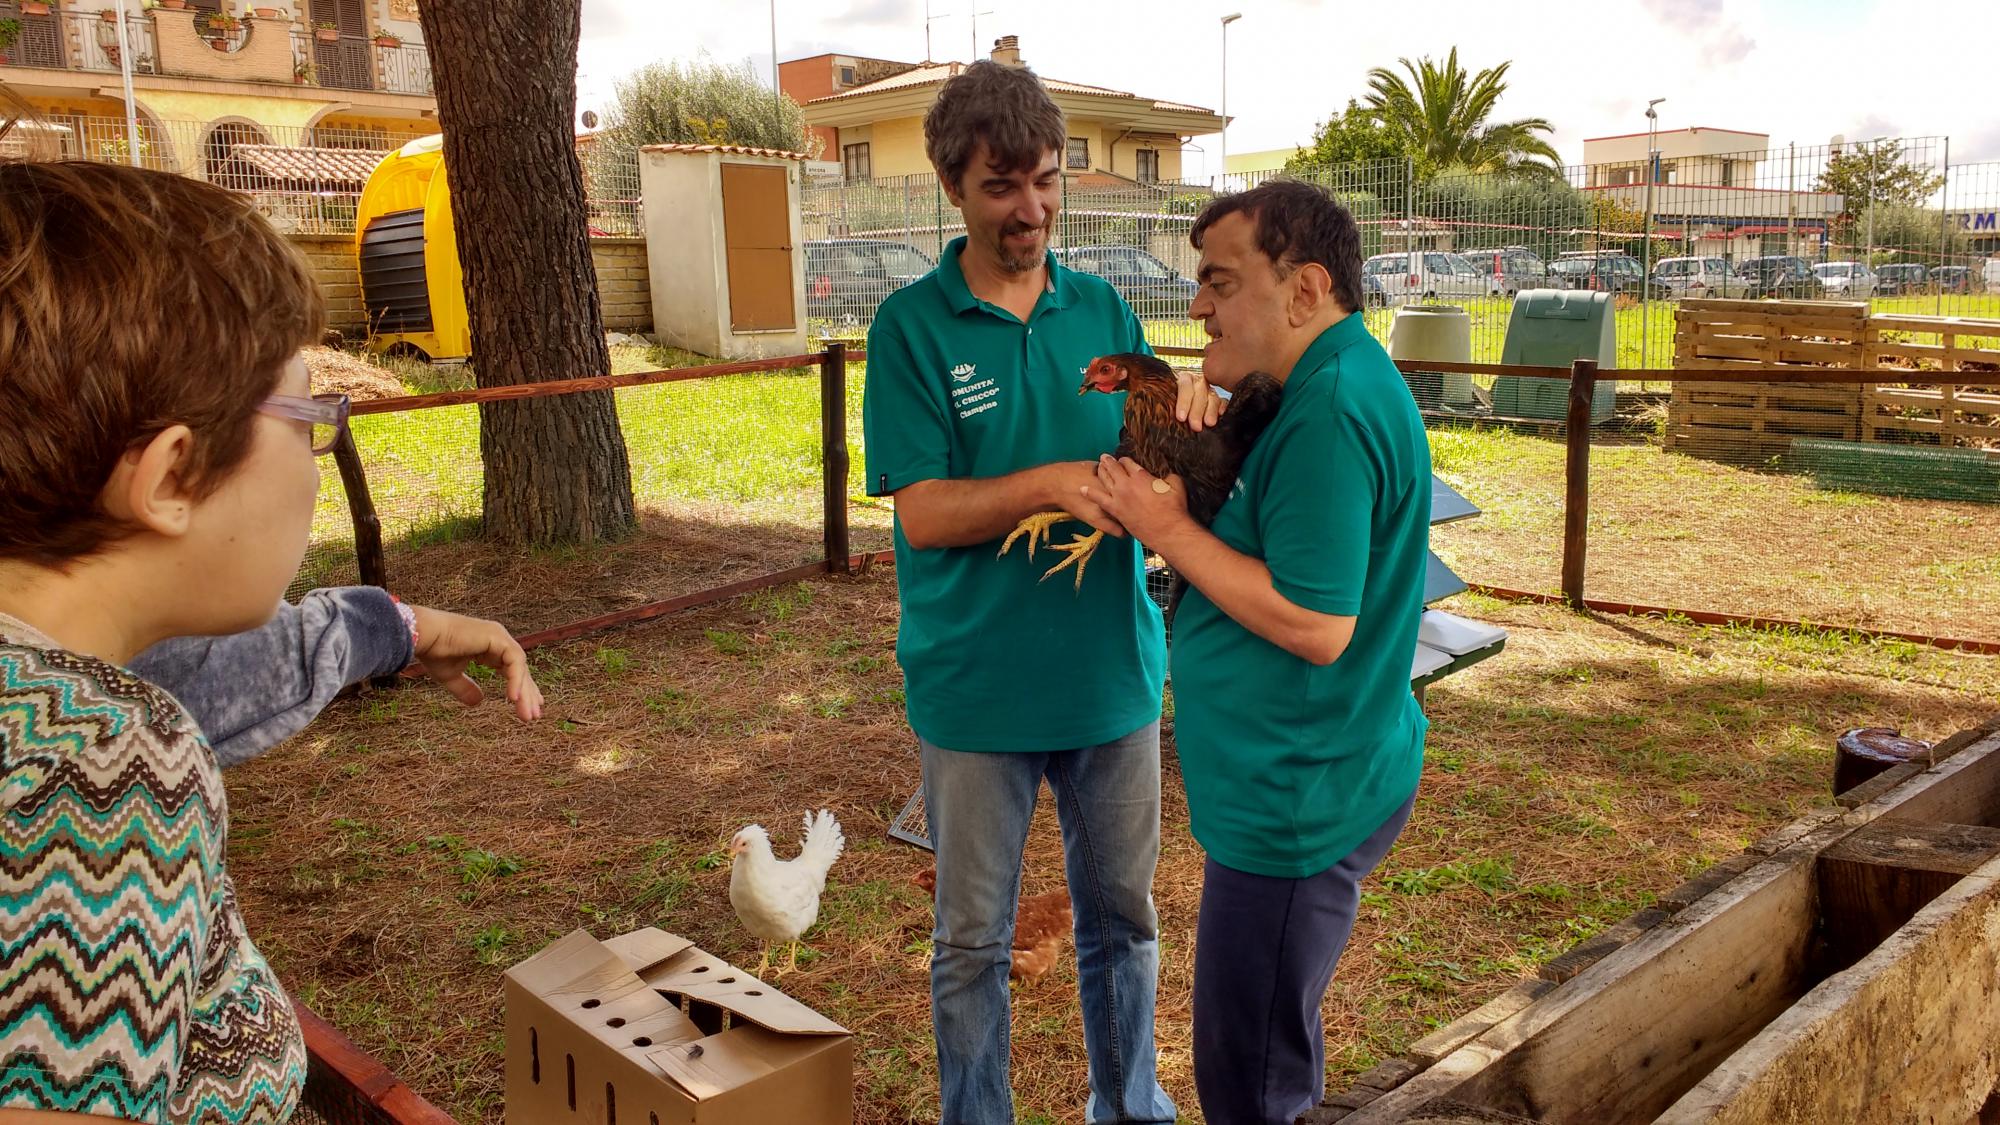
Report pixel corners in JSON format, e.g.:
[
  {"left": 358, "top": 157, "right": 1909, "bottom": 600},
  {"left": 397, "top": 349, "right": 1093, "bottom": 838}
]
[
  {"left": 224, "top": 557, "right": 2000, "bottom": 1124},
  {"left": 1427, "top": 426, "right": 2000, "bottom": 643}
]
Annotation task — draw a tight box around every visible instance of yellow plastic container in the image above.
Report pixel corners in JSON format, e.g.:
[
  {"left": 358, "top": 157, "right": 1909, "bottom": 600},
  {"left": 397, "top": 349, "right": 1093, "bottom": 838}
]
[{"left": 353, "top": 134, "right": 469, "bottom": 361}]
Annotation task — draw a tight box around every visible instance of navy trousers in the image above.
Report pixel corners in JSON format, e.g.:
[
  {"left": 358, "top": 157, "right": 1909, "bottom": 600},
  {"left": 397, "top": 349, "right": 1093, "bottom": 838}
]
[{"left": 1191, "top": 794, "right": 1418, "bottom": 1125}]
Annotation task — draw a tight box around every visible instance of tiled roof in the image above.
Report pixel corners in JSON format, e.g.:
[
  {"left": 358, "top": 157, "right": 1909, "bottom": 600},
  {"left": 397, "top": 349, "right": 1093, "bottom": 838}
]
[
  {"left": 640, "top": 142, "right": 807, "bottom": 161},
  {"left": 808, "top": 62, "right": 1216, "bottom": 117},
  {"left": 225, "top": 144, "right": 384, "bottom": 188}
]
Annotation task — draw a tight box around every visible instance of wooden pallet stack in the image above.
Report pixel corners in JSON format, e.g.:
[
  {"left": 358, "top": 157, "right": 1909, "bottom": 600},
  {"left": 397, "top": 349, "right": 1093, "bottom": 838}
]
[
  {"left": 1863, "top": 314, "right": 2000, "bottom": 450},
  {"left": 1665, "top": 299, "right": 1872, "bottom": 463}
]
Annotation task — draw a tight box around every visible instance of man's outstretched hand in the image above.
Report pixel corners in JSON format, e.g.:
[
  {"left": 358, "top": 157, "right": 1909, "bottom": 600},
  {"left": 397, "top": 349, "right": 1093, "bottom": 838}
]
[{"left": 409, "top": 606, "right": 544, "bottom": 722}]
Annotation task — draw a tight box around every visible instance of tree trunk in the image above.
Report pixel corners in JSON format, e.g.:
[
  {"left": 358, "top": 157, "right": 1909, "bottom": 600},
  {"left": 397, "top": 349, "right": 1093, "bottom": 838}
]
[{"left": 417, "top": 0, "right": 635, "bottom": 545}]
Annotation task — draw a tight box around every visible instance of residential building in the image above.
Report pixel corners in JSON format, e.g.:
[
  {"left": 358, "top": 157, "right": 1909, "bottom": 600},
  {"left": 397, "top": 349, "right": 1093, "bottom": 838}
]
[
  {"left": 0, "top": 0, "right": 437, "bottom": 184},
  {"left": 1582, "top": 126, "right": 1844, "bottom": 259},
  {"left": 782, "top": 35, "right": 1224, "bottom": 185},
  {"left": 1224, "top": 147, "right": 1299, "bottom": 175}
]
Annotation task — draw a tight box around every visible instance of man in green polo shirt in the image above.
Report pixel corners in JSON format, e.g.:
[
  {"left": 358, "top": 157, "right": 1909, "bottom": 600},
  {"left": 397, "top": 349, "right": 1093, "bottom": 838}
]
[
  {"left": 862, "top": 60, "right": 1205, "bottom": 1124},
  {"left": 1085, "top": 179, "right": 1433, "bottom": 1125}
]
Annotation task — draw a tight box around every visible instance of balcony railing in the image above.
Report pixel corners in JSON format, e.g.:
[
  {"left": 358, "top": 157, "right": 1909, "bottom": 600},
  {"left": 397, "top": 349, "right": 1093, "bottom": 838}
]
[
  {"left": 0, "top": 7, "right": 430, "bottom": 97},
  {"left": 0, "top": 9, "right": 159, "bottom": 75},
  {"left": 290, "top": 29, "right": 431, "bottom": 96}
]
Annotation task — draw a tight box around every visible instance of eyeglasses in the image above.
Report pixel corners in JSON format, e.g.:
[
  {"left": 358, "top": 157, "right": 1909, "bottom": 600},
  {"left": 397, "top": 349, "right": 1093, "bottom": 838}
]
[{"left": 257, "top": 392, "right": 351, "bottom": 455}]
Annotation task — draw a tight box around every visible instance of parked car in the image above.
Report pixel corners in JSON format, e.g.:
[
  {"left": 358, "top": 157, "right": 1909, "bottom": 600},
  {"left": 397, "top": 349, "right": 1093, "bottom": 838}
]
[
  {"left": 1733, "top": 256, "right": 1824, "bottom": 299},
  {"left": 1875, "top": 263, "right": 1928, "bottom": 296},
  {"left": 1361, "top": 272, "right": 1389, "bottom": 308},
  {"left": 1472, "top": 245, "right": 1551, "bottom": 296},
  {"left": 1653, "top": 255, "right": 1738, "bottom": 297},
  {"left": 1052, "top": 245, "right": 1198, "bottom": 319},
  {"left": 1932, "top": 266, "right": 1977, "bottom": 294},
  {"left": 1812, "top": 261, "right": 1877, "bottom": 298},
  {"left": 1363, "top": 251, "right": 1487, "bottom": 302},
  {"left": 1551, "top": 253, "right": 1670, "bottom": 299},
  {"left": 805, "top": 238, "right": 936, "bottom": 323}
]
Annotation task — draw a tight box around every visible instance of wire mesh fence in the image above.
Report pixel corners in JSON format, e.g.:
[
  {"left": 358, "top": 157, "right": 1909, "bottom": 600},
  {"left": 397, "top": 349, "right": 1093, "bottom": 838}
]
[
  {"left": 298, "top": 355, "right": 889, "bottom": 637},
  {"left": 799, "top": 136, "right": 2000, "bottom": 385}
]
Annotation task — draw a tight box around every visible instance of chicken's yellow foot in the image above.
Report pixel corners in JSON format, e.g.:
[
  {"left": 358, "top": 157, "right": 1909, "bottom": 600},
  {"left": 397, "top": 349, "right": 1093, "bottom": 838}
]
[
  {"left": 999, "top": 511, "right": 1073, "bottom": 560},
  {"left": 783, "top": 941, "right": 801, "bottom": 974},
  {"left": 752, "top": 944, "right": 772, "bottom": 978},
  {"left": 1040, "top": 529, "right": 1105, "bottom": 591}
]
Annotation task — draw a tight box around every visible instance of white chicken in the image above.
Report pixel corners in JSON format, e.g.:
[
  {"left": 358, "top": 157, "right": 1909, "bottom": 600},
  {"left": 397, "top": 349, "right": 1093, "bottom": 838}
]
[{"left": 727, "top": 809, "right": 845, "bottom": 975}]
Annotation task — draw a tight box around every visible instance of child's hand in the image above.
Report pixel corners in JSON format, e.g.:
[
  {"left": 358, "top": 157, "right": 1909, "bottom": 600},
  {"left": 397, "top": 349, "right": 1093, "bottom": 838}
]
[{"left": 408, "top": 606, "right": 543, "bottom": 722}]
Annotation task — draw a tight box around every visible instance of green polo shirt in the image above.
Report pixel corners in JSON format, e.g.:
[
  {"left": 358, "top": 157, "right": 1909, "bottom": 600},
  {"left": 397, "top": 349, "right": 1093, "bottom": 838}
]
[
  {"left": 1170, "top": 314, "right": 1432, "bottom": 878},
  {"left": 862, "top": 237, "right": 1165, "bottom": 752}
]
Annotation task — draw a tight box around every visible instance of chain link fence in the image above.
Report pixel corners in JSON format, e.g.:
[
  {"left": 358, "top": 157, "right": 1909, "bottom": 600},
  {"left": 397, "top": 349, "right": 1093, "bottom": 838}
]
[
  {"left": 298, "top": 354, "right": 888, "bottom": 637},
  {"left": 789, "top": 141, "right": 2000, "bottom": 647}
]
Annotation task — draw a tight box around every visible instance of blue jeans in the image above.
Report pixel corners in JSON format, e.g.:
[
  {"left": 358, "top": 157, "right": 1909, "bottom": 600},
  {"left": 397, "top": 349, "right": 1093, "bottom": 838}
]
[
  {"left": 1192, "top": 793, "right": 1417, "bottom": 1125},
  {"left": 921, "top": 722, "right": 1176, "bottom": 1125}
]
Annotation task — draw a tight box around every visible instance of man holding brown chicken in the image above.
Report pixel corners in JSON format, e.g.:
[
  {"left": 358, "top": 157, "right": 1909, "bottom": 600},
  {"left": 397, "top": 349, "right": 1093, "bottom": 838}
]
[
  {"left": 866, "top": 52, "right": 1428, "bottom": 1125},
  {"left": 862, "top": 58, "right": 1202, "bottom": 1125}
]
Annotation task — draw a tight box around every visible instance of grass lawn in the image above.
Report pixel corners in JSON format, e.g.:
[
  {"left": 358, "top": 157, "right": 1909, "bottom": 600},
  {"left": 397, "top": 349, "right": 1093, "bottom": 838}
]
[{"left": 226, "top": 566, "right": 2000, "bottom": 1124}]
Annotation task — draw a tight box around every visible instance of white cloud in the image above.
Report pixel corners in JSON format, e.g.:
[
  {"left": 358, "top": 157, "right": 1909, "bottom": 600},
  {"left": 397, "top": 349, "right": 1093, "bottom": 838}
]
[{"left": 575, "top": 0, "right": 1991, "bottom": 187}]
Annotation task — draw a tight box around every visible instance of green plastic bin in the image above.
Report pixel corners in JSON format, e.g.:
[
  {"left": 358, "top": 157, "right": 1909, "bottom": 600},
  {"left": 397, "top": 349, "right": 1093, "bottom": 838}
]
[{"left": 1495, "top": 288, "right": 1617, "bottom": 421}]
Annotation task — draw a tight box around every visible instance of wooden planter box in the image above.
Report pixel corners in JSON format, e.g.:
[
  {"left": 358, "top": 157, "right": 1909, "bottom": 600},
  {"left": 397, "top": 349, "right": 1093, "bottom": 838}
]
[{"left": 1310, "top": 715, "right": 2000, "bottom": 1125}]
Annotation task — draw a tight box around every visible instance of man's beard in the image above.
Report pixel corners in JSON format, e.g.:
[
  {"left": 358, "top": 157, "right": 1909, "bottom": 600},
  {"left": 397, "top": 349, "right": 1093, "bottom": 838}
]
[{"left": 995, "top": 219, "right": 1049, "bottom": 274}]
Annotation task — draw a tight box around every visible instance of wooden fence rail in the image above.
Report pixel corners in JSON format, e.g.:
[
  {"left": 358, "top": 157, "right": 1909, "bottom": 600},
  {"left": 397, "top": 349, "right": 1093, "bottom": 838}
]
[{"left": 323, "top": 348, "right": 1996, "bottom": 657}]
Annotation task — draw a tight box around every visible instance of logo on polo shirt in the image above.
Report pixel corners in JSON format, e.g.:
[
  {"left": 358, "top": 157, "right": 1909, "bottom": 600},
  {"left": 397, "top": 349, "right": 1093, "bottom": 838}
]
[{"left": 949, "top": 361, "right": 1000, "bottom": 419}]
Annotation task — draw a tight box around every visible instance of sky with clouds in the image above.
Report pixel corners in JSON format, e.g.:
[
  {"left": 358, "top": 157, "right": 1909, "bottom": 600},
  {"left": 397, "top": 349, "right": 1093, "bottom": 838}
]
[{"left": 575, "top": 0, "right": 1999, "bottom": 181}]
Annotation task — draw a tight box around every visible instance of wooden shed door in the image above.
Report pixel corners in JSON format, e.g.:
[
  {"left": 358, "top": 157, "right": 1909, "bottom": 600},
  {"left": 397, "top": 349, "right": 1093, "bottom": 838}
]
[{"left": 720, "top": 163, "right": 796, "bottom": 332}]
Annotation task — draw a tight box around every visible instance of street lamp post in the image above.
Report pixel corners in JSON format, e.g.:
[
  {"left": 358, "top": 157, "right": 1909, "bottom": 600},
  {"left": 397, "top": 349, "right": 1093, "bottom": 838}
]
[
  {"left": 112, "top": 0, "right": 140, "bottom": 166},
  {"left": 1219, "top": 12, "right": 1240, "bottom": 188},
  {"left": 1643, "top": 97, "right": 1665, "bottom": 369}
]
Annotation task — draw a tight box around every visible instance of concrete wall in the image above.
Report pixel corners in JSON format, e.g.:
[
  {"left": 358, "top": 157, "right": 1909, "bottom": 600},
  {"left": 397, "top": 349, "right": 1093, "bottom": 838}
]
[
  {"left": 291, "top": 234, "right": 653, "bottom": 338},
  {"left": 639, "top": 150, "right": 726, "bottom": 355},
  {"left": 590, "top": 238, "right": 654, "bottom": 332},
  {"left": 152, "top": 10, "right": 295, "bottom": 86}
]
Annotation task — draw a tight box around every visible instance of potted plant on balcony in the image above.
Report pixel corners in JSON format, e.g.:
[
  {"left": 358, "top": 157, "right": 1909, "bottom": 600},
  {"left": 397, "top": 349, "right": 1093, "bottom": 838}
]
[
  {"left": 19, "top": 1, "right": 50, "bottom": 16},
  {"left": 99, "top": 7, "right": 118, "bottom": 20},
  {"left": 253, "top": 5, "right": 281, "bottom": 16},
  {"left": 313, "top": 18, "right": 337, "bottom": 41},
  {"left": 159, "top": 0, "right": 186, "bottom": 7},
  {"left": 369, "top": 25, "right": 399, "bottom": 47},
  {"left": 0, "top": 18, "right": 21, "bottom": 54},
  {"left": 201, "top": 9, "right": 236, "bottom": 48},
  {"left": 292, "top": 58, "right": 314, "bottom": 84}
]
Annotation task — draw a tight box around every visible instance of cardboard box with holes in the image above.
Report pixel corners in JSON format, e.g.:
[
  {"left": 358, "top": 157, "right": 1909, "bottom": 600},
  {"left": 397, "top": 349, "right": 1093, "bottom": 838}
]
[{"left": 505, "top": 928, "right": 853, "bottom": 1123}]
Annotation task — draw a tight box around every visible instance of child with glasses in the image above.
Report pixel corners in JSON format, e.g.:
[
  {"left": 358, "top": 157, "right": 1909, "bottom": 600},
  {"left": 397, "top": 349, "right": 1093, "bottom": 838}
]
[{"left": 0, "top": 160, "right": 347, "bottom": 1123}]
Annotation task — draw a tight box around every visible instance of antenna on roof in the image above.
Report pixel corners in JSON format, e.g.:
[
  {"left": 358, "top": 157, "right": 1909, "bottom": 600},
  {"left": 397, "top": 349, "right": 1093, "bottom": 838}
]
[{"left": 925, "top": 0, "right": 952, "bottom": 63}]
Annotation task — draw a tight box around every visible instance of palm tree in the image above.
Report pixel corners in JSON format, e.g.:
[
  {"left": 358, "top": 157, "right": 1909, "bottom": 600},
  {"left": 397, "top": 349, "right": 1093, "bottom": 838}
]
[{"left": 1364, "top": 48, "right": 1562, "bottom": 180}]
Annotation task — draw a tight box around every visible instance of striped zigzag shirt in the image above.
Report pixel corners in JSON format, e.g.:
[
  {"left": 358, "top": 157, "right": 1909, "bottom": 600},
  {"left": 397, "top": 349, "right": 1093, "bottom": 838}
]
[{"left": 0, "top": 613, "right": 305, "bottom": 1123}]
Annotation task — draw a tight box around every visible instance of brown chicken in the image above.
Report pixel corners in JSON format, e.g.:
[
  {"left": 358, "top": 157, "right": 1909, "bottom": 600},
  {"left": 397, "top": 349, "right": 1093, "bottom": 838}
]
[
  {"left": 999, "top": 353, "right": 1285, "bottom": 607},
  {"left": 913, "top": 866, "right": 1074, "bottom": 984}
]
